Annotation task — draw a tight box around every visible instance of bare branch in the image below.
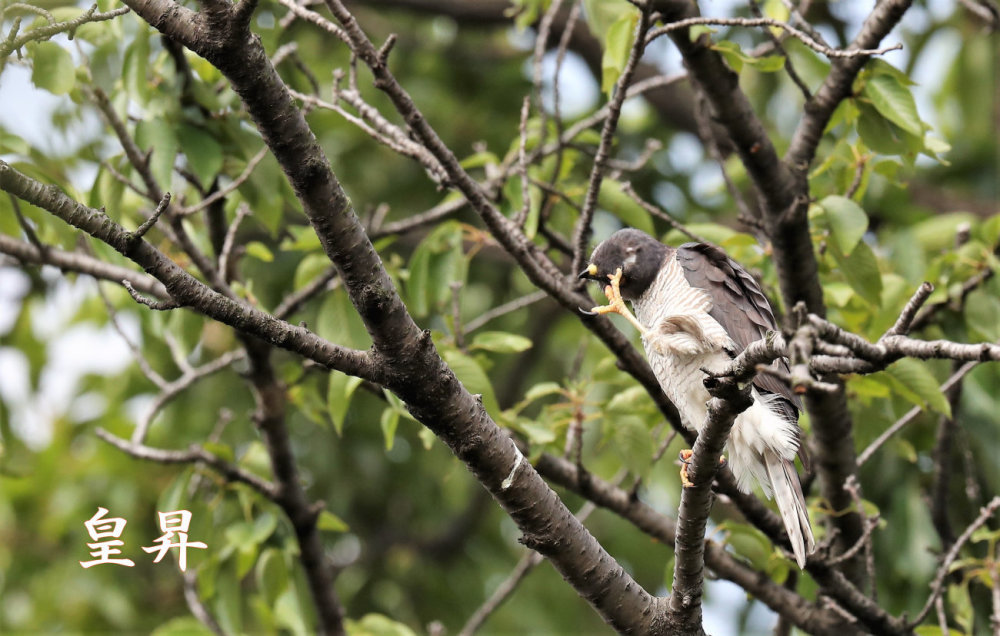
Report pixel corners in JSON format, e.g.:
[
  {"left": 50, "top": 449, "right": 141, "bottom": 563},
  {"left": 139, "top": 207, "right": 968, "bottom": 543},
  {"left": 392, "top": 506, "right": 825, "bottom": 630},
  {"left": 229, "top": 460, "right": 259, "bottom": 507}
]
[
  {"left": 648, "top": 15, "right": 903, "bottom": 59},
  {"left": 123, "top": 280, "right": 180, "bottom": 311},
  {"left": 882, "top": 282, "right": 935, "bottom": 338},
  {"left": 133, "top": 192, "right": 171, "bottom": 239},
  {"left": 94, "top": 427, "right": 279, "bottom": 499},
  {"left": 856, "top": 360, "right": 980, "bottom": 466},
  {"left": 463, "top": 290, "right": 549, "bottom": 334},
  {"left": 910, "top": 496, "right": 1000, "bottom": 628},
  {"left": 0, "top": 4, "right": 129, "bottom": 61},
  {"left": 0, "top": 233, "right": 169, "bottom": 299},
  {"left": 178, "top": 147, "right": 269, "bottom": 216},
  {"left": 667, "top": 377, "right": 753, "bottom": 633},
  {"left": 571, "top": 8, "right": 650, "bottom": 278}
]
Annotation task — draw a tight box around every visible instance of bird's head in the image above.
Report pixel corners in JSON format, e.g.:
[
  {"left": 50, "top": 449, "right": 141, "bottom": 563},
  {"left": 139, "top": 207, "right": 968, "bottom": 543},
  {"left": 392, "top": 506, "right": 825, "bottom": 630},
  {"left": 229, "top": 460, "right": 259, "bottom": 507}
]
[{"left": 578, "top": 228, "right": 670, "bottom": 300}]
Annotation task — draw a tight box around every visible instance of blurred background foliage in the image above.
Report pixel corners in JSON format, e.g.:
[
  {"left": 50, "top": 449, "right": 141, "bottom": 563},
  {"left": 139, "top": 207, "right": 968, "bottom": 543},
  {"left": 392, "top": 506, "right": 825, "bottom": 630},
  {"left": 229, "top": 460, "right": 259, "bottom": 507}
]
[{"left": 0, "top": 0, "right": 997, "bottom": 633}]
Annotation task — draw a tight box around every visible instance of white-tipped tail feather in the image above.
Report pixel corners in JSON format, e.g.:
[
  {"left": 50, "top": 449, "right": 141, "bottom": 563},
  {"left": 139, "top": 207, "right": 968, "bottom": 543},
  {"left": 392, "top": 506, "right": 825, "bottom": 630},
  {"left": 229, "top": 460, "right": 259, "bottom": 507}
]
[{"left": 763, "top": 449, "right": 816, "bottom": 568}]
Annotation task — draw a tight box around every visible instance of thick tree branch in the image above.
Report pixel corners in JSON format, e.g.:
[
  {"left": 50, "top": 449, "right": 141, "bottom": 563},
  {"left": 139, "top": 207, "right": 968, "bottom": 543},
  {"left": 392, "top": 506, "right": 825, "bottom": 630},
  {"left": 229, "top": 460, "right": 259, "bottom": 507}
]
[
  {"left": 535, "top": 452, "right": 864, "bottom": 635},
  {"left": 785, "top": 0, "right": 914, "bottom": 173},
  {"left": 0, "top": 161, "right": 381, "bottom": 384},
  {"left": 104, "top": 2, "right": 666, "bottom": 631},
  {"left": 667, "top": 377, "right": 753, "bottom": 634}
]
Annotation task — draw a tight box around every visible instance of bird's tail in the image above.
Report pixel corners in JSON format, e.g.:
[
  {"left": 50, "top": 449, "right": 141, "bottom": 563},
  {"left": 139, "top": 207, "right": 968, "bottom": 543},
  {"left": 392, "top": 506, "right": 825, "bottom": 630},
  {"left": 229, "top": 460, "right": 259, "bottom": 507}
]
[{"left": 763, "top": 448, "right": 816, "bottom": 569}]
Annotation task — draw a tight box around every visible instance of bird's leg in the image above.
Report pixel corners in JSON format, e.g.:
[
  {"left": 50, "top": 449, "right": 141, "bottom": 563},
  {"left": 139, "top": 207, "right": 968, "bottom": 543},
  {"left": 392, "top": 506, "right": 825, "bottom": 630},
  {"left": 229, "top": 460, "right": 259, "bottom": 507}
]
[
  {"left": 588, "top": 268, "right": 649, "bottom": 337},
  {"left": 677, "top": 449, "right": 726, "bottom": 488}
]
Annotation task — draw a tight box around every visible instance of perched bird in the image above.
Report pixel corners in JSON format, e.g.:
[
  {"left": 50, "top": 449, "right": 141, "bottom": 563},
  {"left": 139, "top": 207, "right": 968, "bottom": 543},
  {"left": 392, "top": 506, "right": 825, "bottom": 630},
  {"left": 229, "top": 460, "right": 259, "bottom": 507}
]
[{"left": 579, "top": 228, "right": 815, "bottom": 568}]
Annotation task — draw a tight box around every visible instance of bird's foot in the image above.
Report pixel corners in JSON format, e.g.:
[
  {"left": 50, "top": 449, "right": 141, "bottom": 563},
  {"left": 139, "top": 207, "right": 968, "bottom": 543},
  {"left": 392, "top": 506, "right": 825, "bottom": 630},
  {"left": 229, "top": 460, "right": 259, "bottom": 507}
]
[
  {"left": 588, "top": 268, "right": 648, "bottom": 336},
  {"left": 678, "top": 449, "right": 726, "bottom": 488}
]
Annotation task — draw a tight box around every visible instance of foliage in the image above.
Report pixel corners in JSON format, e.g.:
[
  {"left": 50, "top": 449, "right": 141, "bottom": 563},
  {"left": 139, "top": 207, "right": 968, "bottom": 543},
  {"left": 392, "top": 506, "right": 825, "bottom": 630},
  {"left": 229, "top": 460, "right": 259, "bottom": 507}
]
[{"left": 0, "top": 0, "right": 998, "bottom": 634}]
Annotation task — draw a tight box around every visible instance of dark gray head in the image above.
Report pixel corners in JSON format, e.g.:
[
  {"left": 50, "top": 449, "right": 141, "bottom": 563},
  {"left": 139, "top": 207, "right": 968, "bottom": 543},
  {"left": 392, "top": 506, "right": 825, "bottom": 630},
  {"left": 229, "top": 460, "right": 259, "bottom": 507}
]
[{"left": 578, "top": 228, "right": 671, "bottom": 300}]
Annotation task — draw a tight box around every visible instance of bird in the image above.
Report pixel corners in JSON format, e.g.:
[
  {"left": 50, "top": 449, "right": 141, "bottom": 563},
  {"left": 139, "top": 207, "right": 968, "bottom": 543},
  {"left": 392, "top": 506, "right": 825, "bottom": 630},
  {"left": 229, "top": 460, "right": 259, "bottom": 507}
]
[{"left": 579, "top": 228, "right": 815, "bottom": 568}]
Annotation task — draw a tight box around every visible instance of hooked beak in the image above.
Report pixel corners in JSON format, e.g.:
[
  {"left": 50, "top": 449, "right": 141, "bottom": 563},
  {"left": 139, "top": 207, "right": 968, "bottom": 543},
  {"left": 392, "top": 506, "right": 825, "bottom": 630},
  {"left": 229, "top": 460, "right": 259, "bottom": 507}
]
[
  {"left": 578, "top": 263, "right": 599, "bottom": 280},
  {"left": 578, "top": 263, "right": 600, "bottom": 316}
]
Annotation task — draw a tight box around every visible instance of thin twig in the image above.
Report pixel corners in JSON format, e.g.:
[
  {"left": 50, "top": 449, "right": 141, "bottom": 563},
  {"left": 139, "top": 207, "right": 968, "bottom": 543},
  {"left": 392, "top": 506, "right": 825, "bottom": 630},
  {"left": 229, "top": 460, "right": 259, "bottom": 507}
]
[
  {"left": 95, "top": 281, "right": 168, "bottom": 389},
  {"left": 123, "top": 280, "right": 179, "bottom": 311},
  {"left": 463, "top": 290, "right": 549, "bottom": 334},
  {"left": 647, "top": 16, "right": 904, "bottom": 59},
  {"left": 218, "top": 203, "right": 251, "bottom": 281},
  {"left": 749, "top": 0, "right": 811, "bottom": 99},
  {"left": 856, "top": 360, "right": 979, "bottom": 466},
  {"left": 513, "top": 96, "right": 533, "bottom": 229},
  {"left": 179, "top": 147, "right": 268, "bottom": 216},
  {"left": 619, "top": 181, "right": 710, "bottom": 244},
  {"left": 183, "top": 570, "right": 225, "bottom": 636},
  {"left": 95, "top": 427, "right": 278, "bottom": 498},
  {"left": 133, "top": 192, "right": 171, "bottom": 239},
  {"left": 909, "top": 496, "right": 1000, "bottom": 628},
  {"left": 571, "top": 8, "right": 651, "bottom": 277},
  {"left": 882, "top": 282, "right": 934, "bottom": 338}
]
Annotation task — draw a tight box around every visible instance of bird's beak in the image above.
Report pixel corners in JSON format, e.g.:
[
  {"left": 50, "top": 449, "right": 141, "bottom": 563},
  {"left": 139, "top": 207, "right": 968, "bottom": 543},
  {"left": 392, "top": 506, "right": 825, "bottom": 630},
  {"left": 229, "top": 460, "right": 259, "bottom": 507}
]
[{"left": 578, "top": 263, "right": 598, "bottom": 280}]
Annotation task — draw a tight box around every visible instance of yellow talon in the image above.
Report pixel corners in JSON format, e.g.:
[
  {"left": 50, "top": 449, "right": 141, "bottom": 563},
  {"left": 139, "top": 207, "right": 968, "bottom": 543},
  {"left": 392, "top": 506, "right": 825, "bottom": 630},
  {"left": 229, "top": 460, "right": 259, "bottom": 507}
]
[
  {"left": 588, "top": 268, "right": 647, "bottom": 335},
  {"left": 678, "top": 450, "right": 725, "bottom": 489}
]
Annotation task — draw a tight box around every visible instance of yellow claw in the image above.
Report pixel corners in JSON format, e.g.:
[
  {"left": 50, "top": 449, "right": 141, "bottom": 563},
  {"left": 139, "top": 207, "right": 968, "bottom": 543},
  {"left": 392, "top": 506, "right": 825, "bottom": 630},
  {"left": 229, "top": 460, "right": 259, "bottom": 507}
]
[
  {"left": 678, "top": 450, "right": 726, "bottom": 489},
  {"left": 588, "top": 268, "right": 647, "bottom": 335}
]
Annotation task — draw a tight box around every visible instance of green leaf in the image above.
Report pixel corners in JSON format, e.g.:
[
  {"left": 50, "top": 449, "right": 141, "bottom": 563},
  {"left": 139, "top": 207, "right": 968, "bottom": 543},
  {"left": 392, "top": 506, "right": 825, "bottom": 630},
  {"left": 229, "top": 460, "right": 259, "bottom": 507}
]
[
  {"left": 832, "top": 240, "right": 882, "bottom": 306},
  {"left": 749, "top": 55, "right": 787, "bottom": 73},
  {"left": 517, "top": 419, "right": 557, "bottom": 445},
  {"left": 856, "top": 101, "right": 911, "bottom": 155},
  {"left": 524, "top": 382, "right": 563, "bottom": 402},
  {"left": 327, "top": 371, "right": 363, "bottom": 436},
  {"left": 31, "top": 42, "right": 75, "bottom": 95},
  {"left": 470, "top": 331, "right": 533, "bottom": 353},
  {"left": 441, "top": 349, "right": 499, "bottom": 416},
  {"left": 601, "top": 11, "right": 638, "bottom": 96},
  {"left": 380, "top": 407, "right": 400, "bottom": 451},
  {"left": 255, "top": 548, "right": 290, "bottom": 605},
  {"left": 418, "top": 426, "right": 437, "bottom": 450},
  {"left": 177, "top": 125, "right": 224, "bottom": 185},
  {"left": 346, "top": 613, "right": 418, "bottom": 636},
  {"left": 316, "top": 289, "right": 372, "bottom": 350},
  {"left": 711, "top": 40, "right": 744, "bottom": 73},
  {"left": 123, "top": 28, "right": 151, "bottom": 103},
  {"left": 598, "top": 180, "right": 654, "bottom": 235},
  {"left": 947, "top": 582, "right": 973, "bottom": 635},
  {"left": 719, "top": 521, "right": 772, "bottom": 570},
  {"left": 607, "top": 415, "right": 652, "bottom": 477},
  {"left": 819, "top": 195, "right": 869, "bottom": 255},
  {"left": 201, "top": 442, "right": 234, "bottom": 463},
  {"left": 274, "top": 587, "right": 310, "bottom": 636},
  {"left": 135, "top": 119, "right": 179, "bottom": 191},
  {"left": 317, "top": 510, "right": 349, "bottom": 533},
  {"left": 293, "top": 253, "right": 332, "bottom": 292},
  {"left": 152, "top": 618, "right": 215, "bottom": 636},
  {"left": 406, "top": 221, "right": 465, "bottom": 317},
  {"left": 282, "top": 225, "right": 323, "bottom": 252},
  {"left": 823, "top": 282, "right": 856, "bottom": 308},
  {"left": 582, "top": 0, "right": 636, "bottom": 44},
  {"left": 606, "top": 385, "right": 654, "bottom": 414},
  {"left": 883, "top": 358, "right": 951, "bottom": 418},
  {"left": 862, "top": 73, "right": 925, "bottom": 137},
  {"left": 965, "top": 289, "right": 1000, "bottom": 341},
  {"left": 914, "top": 627, "right": 963, "bottom": 636},
  {"left": 245, "top": 241, "right": 274, "bottom": 262}
]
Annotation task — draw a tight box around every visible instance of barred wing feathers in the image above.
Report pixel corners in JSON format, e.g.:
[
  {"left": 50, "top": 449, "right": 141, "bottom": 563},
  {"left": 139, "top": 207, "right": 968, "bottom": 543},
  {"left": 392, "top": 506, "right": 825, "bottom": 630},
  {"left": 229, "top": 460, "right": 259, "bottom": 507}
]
[{"left": 675, "top": 242, "right": 801, "bottom": 420}]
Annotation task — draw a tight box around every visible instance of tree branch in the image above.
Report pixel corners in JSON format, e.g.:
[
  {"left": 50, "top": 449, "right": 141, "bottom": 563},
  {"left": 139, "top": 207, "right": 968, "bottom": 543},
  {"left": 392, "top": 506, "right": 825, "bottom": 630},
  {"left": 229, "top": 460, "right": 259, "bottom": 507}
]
[{"left": 667, "top": 377, "right": 753, "bottom": 634}]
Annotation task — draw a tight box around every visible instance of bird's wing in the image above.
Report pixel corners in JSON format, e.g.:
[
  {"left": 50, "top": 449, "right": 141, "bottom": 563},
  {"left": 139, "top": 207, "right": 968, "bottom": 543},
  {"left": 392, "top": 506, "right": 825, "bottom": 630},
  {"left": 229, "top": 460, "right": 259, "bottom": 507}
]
[{"left": 675, "top": 242, "right": 802, "bottom": 418}]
